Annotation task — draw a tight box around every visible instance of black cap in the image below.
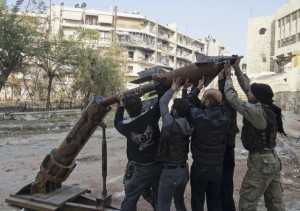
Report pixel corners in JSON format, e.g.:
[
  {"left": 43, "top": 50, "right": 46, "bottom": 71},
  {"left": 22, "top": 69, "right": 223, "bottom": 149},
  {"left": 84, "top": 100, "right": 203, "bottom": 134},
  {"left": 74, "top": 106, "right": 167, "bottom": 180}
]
[{"left": 250, "top": 83, "right": 274, "bottom": 105}]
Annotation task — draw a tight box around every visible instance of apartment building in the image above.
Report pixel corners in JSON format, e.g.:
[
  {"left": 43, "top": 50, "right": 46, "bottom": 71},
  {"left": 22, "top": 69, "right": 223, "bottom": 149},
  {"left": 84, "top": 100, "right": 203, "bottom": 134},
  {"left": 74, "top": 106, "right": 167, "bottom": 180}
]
[
  {"left": 1, "top": 3, "right": 230, "bottom": 103},
  {"left": 50, "top": 4, "right": 209, "bottom": 80},
  {"left": 247, "top": 0, "right": 300, "bottom": 112}
]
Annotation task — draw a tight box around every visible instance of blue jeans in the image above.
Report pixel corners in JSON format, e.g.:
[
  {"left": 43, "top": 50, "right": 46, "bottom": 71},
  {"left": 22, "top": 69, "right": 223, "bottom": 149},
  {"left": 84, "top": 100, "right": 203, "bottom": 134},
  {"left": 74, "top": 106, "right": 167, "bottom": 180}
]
[
  {"left": 157, "top": 163, "right": 189, "bottom": 211},
  {"left": 191, "top": 162, "right": 223, "bottom": 211},
  {"left": 121, "top": 162, "right": 161, "bottom": 211}
]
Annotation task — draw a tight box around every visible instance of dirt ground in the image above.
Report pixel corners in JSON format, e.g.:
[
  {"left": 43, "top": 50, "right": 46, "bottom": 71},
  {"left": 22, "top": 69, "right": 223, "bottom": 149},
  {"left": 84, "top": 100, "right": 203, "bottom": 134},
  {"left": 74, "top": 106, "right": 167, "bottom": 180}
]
[{"left": 0, "top": 109, "right": 299, "bottom": 211}]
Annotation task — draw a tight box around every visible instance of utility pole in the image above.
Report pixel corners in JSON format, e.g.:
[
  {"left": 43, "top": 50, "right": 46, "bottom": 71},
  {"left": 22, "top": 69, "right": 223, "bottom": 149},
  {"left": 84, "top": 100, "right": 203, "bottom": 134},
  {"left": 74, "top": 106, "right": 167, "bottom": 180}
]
[
  {"left": 205, "top": 35, "right": 211, "bottom": 56},
  {"left": 154, "top": 20, "right": 158, "bottom": 65},
  {"left": 112, "top": 5, "right": 117, "bottom": 44}
]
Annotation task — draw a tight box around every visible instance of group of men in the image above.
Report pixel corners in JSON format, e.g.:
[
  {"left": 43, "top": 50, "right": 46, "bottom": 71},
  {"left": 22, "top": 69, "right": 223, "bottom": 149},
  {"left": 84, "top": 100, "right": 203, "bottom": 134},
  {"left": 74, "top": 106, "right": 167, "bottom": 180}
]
[{"left": 114, "top": 57, "right": 286, "bottom": 211}]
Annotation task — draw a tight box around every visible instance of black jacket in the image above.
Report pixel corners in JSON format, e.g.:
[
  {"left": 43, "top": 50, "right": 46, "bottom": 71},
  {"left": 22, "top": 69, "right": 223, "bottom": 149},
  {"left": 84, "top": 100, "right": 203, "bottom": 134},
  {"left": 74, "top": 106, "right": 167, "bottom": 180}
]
[
  {"left": 114, "top": 84, "right": 167, "bottom": 164},
  {"left": 187, "top": 88, "right": 232, "bottom": 165}
]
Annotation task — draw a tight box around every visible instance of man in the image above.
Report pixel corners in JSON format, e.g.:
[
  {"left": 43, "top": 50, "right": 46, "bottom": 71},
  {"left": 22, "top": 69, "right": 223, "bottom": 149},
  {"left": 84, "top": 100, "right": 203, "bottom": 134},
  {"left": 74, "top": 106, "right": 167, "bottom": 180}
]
[
  {"left": 224, "top": 61, "right": 285, "bottom": 211},
  {"left": 114, "top": 82, "right": 166, "bottom": 211},
  {"left": 156, "top": 78, "right": 194, "bottom": 211},
  {"left": 218, "top": 58, "right": 246, "bottom": 211},
  {"left": 186, "top": 77, "right": 232, "bottom": 211}
]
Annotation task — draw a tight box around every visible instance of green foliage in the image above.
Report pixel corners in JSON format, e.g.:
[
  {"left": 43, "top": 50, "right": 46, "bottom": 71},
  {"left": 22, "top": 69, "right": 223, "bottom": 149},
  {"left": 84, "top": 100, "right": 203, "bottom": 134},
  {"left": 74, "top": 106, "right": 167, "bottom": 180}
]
[
  {"left": 32, "top": 34, "right": 80, "bottom": 109},
  {"left": 76, "top": 28, "right": 100, "bottom": 41},
  {"left": 0, "top": 0, "right": 41, "bottom": 91},
  {"left": 73, "top": 48, "right": 125, "bottom": 105}
]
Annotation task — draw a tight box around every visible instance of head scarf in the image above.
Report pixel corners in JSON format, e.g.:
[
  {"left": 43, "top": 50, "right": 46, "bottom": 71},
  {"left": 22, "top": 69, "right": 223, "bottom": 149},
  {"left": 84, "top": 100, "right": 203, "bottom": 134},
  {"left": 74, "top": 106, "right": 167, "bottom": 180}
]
[{"left": 251, "top": 83, "right": 287, "bottom": 136}]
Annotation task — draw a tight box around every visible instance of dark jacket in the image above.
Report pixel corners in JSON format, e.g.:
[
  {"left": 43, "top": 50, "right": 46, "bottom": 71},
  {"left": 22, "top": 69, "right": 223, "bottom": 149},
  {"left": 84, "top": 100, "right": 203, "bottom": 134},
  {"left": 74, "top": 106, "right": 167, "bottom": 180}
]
[
  {"left": 156, "top": 89, "right": 194, "bottom": 163},
  {"left": 114, "top": 84, "right": 167, "bottom": 164},
  {"left": 187, "top": 88, "right": 232, "bottom": 165}
]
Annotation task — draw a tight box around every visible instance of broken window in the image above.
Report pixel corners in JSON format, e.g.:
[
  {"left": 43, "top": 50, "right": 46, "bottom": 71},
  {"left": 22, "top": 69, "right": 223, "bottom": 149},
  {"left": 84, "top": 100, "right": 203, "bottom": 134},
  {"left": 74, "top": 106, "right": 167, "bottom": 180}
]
[
  {"left": 259, "top": 28, "right": 266, "bottom": 35},
  {"left": 128, "top": 51, "right": 134, "bottom": 59},
  {"left": 127, "top": 66, "right": 133, "bottom": 73},
  {"left": 291, "top": 35, "right": 296, "bottom": 44}
]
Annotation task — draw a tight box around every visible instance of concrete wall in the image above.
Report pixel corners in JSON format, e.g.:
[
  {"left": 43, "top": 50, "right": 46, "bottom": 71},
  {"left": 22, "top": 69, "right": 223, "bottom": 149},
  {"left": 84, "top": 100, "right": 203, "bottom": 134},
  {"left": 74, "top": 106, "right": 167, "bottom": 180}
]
[
  {"left": 274, "top": 91, "right": 300, "bottom": 113},
  {"left": 247, "top": 16, "right": 275, "bottom": 73}
]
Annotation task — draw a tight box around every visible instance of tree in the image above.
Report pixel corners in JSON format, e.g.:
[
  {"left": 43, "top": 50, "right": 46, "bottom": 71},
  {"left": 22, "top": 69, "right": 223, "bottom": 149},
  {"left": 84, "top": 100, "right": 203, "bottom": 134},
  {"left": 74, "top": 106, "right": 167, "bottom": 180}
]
[
  {"left": 73, "top": 47, "right": 125, "bottom": 106},
  {"left": 72, "top": 28, "right": 126, "bottom": 107},
  {"left": 32, "top": 35, "right": 78, "bottom": 110},
  {"left": 0, "top": 0, "right": 44, "bottom": 91}
]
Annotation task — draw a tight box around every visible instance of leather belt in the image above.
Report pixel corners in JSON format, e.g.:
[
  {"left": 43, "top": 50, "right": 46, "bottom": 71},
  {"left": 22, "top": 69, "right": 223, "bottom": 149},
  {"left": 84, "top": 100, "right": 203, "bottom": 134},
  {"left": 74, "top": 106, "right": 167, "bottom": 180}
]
[
  {"left": 259, "top": 149, "right": 274, "bottom": 155},
  {"left": 162, "top": 163, "right": 187, "bottom": 169}
]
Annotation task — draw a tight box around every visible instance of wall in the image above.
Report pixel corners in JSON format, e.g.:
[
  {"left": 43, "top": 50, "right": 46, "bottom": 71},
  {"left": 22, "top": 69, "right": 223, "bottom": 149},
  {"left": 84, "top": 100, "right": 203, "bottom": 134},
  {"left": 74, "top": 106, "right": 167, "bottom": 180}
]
[
  {"left": 247, "top": 16, "right": 275, "bottom": 73},
  {"left": 274, "top": 91, "right": 300, "bottom": 113}
]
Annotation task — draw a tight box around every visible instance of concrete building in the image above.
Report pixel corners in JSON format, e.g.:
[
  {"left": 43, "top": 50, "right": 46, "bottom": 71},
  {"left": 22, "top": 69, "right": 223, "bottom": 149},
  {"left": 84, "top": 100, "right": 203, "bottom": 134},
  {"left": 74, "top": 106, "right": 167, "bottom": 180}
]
[
  {"left": 50, "top": 4, "right": 209, "bottom": 81},
  {"left": 1, "top": 4, "right": 230, "bottom": 104},
  {"left": 50, "top": 4, "right": 232, "bottom": 75},
  {"left": 247, "top": 0, "right": 300, "bottom": 113}
]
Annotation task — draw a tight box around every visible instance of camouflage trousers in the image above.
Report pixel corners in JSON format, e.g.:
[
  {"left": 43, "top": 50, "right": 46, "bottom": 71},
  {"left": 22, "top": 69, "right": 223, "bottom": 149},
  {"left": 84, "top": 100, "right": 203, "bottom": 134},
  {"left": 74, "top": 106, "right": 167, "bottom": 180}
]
[
  {"left": 239, "top": 150, "right": 285, "bottom": 211},
  {"left": 123, "top": 162, "right": 156, "bottom": 210}
]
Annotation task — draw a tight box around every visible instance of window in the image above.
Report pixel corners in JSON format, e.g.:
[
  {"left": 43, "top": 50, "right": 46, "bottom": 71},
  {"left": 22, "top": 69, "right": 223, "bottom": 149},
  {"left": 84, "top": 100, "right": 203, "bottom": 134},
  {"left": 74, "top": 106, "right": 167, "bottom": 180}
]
[
  {"left": 128, "top": 51, "right": 134, "bottom": 59},
  {"left": 286, "top": 16, "right": 290, "bottom": 24},
  {"left": 127, "top": 66, "right": 133, "bottom": 73},
  {"left": 278, "top": 19, "right": 281, "bottom": 27},
  {"left": 291, "top": 35, "right": 296, "bottom": 44},
  {"left": 278, "top": 40, "right": 281, "bottom": 48},
  {"left": 282, "top": 19, "right": 285, "bottom": 26},
  {"left": 292, "top": 12, "right": 297, "bottom": 21}
]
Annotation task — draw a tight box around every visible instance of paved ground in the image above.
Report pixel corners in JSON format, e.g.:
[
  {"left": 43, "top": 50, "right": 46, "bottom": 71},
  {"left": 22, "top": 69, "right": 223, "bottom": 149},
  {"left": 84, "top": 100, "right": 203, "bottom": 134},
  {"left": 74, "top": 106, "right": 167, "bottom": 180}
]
[{"left": 0, "top": 109, "right": 299, "bottom": 211}]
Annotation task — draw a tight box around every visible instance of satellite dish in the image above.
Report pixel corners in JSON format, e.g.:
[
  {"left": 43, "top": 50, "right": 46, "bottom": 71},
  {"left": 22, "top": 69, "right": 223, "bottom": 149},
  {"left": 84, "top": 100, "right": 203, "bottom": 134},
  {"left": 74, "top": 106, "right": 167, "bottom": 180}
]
[{"left": 81, "top": 3, "right": 86, "bottom": 8}]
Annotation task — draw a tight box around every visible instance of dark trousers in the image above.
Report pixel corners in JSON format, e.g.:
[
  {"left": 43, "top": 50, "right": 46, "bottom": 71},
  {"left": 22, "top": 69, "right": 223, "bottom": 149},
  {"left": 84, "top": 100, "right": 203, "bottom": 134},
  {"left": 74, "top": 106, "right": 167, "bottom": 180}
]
[
  {"left": 123, "top": 162, "right": 156, "bottom": 209},
  {"left": 220, "top": 147, "right": 236, "bottom": 211},
  {"left": 121, "top": 162, "right": 161, "bottom": 211},
  {"left": 190, "top": 162, "right": 223, "bottom": 211}
]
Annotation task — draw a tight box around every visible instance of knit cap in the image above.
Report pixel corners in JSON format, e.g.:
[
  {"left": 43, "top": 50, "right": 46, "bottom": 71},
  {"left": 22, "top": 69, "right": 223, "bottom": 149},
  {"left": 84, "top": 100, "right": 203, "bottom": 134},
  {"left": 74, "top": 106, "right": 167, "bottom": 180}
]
[{"left": 250, "top": 83, "right": 274, "bottom": 105}]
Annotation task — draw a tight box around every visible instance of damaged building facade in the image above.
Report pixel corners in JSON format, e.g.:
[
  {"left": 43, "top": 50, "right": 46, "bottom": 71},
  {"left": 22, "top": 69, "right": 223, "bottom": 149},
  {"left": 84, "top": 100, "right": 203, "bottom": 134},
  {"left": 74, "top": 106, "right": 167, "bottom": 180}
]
[
  {"left": 0, "top": 4, "right": 229, "bottom": 104},
  {"left": 247, "top": 0, "right": 300, "bottom": 113},
  {"left": 50, "top": 4, "right": 210, "bottom": 80}
]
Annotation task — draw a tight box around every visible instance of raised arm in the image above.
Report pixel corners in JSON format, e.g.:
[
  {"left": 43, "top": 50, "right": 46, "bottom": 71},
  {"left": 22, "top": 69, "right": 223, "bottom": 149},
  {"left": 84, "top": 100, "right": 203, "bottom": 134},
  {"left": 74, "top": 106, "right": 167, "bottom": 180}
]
[
  {"left": 224, "top": 65, "right": 267, "bottom": 129},
  {"left": 114, "top": 93, "right": 127, "bottom": 135},
  {"left": 160, "top": 78, "right": 182, "bottom": 127},
  {"left": 232, "top": 57, "right": 250, "bottom": 94},
  {"left": 181, "top": 79, "right": 193, "bottom": 98},
  {"left": 186, "top": 78, "right": 203, "bottom": 107},
  {"left": 218, "top": 68, "right": 226, "bottom": 100}
]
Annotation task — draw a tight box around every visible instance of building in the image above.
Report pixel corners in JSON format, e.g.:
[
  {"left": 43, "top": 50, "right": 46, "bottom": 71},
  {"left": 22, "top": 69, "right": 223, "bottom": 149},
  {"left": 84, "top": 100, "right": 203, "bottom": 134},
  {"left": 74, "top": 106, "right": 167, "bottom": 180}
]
[
  {"left": 50, "top": 4, "right": 208, "bottom": 80},
  {"left": 247, "top": 0, "right": 300, "bottom": 113},
  {"left": 1, "top": 3, "right": 230, "bottom": 104}
]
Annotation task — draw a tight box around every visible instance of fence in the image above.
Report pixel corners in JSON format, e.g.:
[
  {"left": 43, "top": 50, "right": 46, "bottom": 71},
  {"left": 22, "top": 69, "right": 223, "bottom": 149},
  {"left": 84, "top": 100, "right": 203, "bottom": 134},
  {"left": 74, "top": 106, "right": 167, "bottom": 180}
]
[{"left": 0, "top": 100, "right": 83, "bottom": 112}]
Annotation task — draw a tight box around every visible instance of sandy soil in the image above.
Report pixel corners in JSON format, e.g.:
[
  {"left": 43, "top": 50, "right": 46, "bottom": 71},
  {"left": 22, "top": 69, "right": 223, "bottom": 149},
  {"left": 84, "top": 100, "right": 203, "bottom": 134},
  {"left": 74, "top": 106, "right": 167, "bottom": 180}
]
[{"left": 0, "top": 111, "right": 299, "bottom": 211}]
